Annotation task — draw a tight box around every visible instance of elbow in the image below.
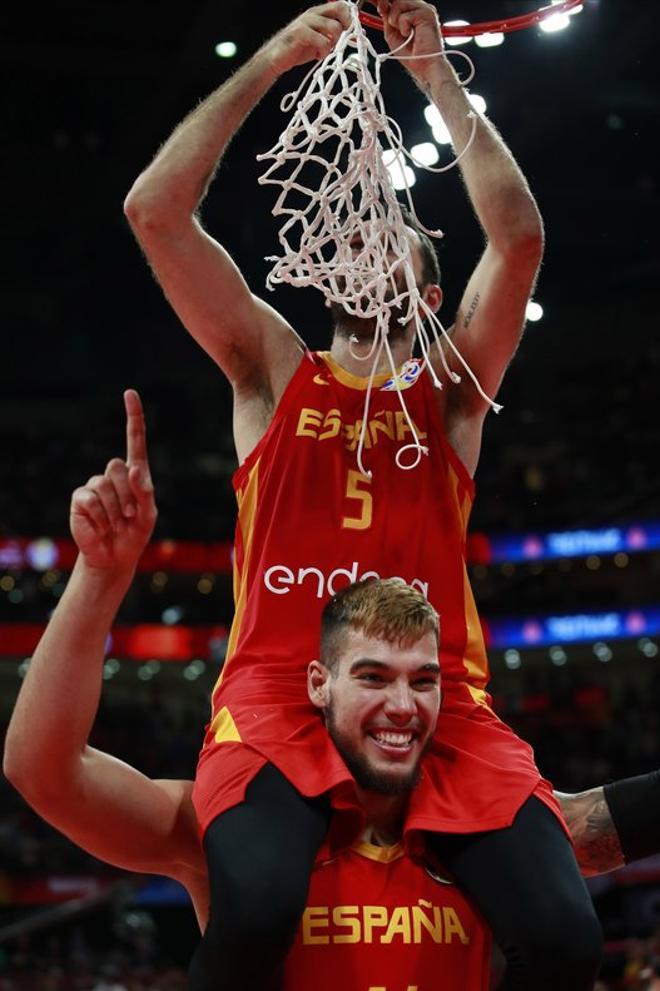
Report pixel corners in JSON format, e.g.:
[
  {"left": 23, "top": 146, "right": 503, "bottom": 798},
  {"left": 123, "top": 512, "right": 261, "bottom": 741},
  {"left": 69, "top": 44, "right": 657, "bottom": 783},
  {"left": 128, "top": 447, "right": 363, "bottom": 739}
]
[
  {"left": 3, "top": 733, "right": 63, "bottom": 808},
  {"left": 123, "top": 181, "right": 162, "bottom": 234},
  {"left": 123, "top": 171, "right": 193, "bottom": 238},
  {"left": 500, "top": 219, "right": 544, "bottom": 270},
  {"left": 3, "top": 735, "right": 32, "bottom": 797},
  {"left": 490, "top": 192, "right": 544, "bottom": 265}
]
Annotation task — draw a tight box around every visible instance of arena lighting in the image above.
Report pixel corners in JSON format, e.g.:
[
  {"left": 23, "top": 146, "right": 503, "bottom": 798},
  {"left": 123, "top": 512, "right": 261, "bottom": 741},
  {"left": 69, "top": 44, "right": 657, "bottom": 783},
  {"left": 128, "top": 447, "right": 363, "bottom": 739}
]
[
  {"left": 549, "top": 645, "right": 567, "bottom": 666},
  {"left": 183, "top": 660, "right": 207, "bottom": 681},
  {"left": 474, "top": 32, "right": 504, "bottom": 48},
  {"left": 638, "top": 638, "right": 659, "bottom": 659},
  {"left": 467, "top": 93, "right": 487, "bottom": 115},
  {"left": 526, "top": 300, "right": 544, "bottom": 322},
  {"left": 103, "top": 658, "right": 120, "bottom": 681},
  {"left": 474, "top": 521, "right": 660, "bottom": 565},
  {"left": 382, "top": 149, "right": 416, "bottom": 190},
  {"left": 443, "top": 20, "right": 472, "bottom": 45},
  {"left": 486, "top": 608, "right": 660, "bottom": 649},
  {"left": 504, "top": 649, "right": 522, "bottom": 670},
  {"left": 25, "top": 537, "right": 58, "bottom": 571},
  {"left": 424, "top": 97, "right": 486, "bottom": 146},
  {"left": 17, "top": 658, "right": 31, "bottom": 678},
  {"left": 137, "top": 660, "right": 161, "bottom": 681},
  {"left": 214, "top": 41, "right": 237, "bottom": 58},
  {"left": 410, "top": 142, "right": 440, "bottom": 167},
  {"left": 593, "top": 642, "right": 613, "bottom": 663},
  {"left": 162, "top": 606, "right": 184, "bottom": 625},
  {"left": 197, "top": 576, "right": 214, "bottom": 595},
  {"left": 539, "top": 1, "right": 583, "bottom": 34},
  {"left": 424, "top": 105, "right": 451, "bottom": 145}
]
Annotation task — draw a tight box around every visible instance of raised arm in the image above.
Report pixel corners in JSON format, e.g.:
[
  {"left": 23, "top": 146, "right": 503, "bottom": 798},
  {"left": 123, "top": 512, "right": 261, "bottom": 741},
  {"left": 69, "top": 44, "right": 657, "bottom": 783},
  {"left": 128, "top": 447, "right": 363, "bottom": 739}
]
[
  {"left": 379, "top": 0, "right": 544, "bottom": 472},
  {"left": 123, "top": 3, "right": 351, "bottom": 424},
  {"left": 3, "top": 391, "right": 201, "bottom": 884}
]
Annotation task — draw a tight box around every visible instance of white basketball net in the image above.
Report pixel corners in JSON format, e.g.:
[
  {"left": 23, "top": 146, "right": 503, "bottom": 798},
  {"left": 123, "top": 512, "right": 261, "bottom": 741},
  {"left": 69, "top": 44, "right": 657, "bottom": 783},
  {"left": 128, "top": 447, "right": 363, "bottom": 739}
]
[{"left": 257, "top": 2, "right": 501, "bottom": 476}]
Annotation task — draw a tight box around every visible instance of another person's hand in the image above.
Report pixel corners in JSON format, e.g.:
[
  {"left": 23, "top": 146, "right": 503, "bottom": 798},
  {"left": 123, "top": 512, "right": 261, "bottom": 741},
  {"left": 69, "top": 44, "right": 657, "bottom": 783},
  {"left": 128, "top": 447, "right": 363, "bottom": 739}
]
[
  {"left": 267, "top": 1, "right": 352, "bottom": 75},
  {"left": 377, "top": 0, "right": 445, "bottom": 87},
  {"left": 69, "top": 389, "right": 157, "bottom": 572}
]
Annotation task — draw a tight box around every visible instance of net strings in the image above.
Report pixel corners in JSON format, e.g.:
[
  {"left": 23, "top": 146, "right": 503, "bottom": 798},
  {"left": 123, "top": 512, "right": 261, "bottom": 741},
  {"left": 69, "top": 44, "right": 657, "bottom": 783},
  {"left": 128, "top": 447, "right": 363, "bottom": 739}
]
[{"left": 257, "top": 2, "right": 501, "bottom": 477}]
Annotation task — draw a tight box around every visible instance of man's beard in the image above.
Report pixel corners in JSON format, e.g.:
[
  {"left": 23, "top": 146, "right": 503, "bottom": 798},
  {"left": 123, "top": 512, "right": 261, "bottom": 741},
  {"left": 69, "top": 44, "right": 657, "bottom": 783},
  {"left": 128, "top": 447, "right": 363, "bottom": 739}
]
[
  {"left": 329, "top": 273, "right": 419, "bottom": 346},
  {"left": 326, "top": 703, "right": 425, "bottom": 797},
  {"left": 329, "top": 301, "right": 410, "bottom": 346}
]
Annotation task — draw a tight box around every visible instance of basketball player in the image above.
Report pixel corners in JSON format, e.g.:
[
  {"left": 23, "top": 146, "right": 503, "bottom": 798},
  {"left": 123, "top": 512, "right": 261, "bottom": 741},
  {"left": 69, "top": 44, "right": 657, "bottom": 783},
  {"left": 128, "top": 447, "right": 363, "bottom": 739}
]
[
  {"left": 4, "top": 391, "right": 658, "bottom": 989},
  {"left": 122, "top": 1, "right": 624, "bottom": 987}
]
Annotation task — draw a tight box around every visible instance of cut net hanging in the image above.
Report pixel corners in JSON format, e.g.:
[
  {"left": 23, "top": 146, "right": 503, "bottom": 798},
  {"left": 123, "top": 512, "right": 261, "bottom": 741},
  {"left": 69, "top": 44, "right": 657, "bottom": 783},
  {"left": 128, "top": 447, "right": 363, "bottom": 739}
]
[{"left": 257, "top": 2, "right": 501, "bottom": 476}]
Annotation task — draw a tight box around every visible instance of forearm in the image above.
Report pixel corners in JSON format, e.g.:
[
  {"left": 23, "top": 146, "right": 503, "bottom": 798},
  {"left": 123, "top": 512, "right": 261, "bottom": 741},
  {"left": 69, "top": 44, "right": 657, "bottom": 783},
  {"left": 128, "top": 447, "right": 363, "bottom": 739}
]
[
  {"left": 422, "top": 58, "right": 543, "bottom": 252},
  {"left": 557, "top": 787, "right": 624, "bottom": 877},
  {"left": 125, "top": 44, "right": 283, "bottom": 221},
  {"left": 3, "top": 557, "right": 134, "bottom": 794}
]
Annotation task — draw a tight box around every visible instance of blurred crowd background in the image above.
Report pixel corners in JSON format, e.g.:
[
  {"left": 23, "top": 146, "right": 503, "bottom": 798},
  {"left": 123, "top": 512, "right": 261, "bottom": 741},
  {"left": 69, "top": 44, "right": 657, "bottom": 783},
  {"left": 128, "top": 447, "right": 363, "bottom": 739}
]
[{"left": 2, "top": 0, "right": 659, "bottom": 986}]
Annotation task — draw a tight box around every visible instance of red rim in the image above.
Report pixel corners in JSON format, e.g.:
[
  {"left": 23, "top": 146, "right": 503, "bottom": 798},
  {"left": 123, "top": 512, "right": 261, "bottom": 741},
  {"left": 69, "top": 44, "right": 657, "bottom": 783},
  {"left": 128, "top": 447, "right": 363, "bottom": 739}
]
[{"left": 355, "top": 0, "right": 584, "bottom": 36}]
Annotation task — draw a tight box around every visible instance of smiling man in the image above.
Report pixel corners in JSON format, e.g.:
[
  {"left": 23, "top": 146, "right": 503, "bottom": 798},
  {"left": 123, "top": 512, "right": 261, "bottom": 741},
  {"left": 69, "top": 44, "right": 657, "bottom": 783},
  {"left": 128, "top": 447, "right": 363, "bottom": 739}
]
[
  {"left": 311, "top": 582, "right": 441, "bottom": 807},
  {"left": 4, "top": 392, "right": 658, "bottom": 990}
]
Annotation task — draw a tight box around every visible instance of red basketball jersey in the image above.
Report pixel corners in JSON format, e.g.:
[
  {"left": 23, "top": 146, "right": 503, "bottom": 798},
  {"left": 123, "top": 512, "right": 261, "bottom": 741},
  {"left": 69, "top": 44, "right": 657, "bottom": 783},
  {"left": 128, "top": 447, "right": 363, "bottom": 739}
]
[
  {"left": 285, "top": 839, "right": 491, "bottom": 991},
  {"left": 196, "top": 351, "right": 559, "bottom": 836},
  {"left": 209, "top": 351, "right": 486, "bottom": 721}
]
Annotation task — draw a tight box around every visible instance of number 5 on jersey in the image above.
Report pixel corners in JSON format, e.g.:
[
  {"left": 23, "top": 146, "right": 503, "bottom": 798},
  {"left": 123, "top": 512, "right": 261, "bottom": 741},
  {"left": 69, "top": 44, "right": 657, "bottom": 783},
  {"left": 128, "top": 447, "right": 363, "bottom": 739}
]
[{"left": 342, "top": 470, "right": 373, "bottom": 531}]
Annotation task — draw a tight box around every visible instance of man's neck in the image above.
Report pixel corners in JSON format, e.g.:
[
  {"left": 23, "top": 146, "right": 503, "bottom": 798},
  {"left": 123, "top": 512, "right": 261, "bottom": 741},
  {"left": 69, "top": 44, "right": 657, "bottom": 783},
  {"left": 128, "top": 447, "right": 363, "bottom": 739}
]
[
  {"left": 356, "top": 787, "right": 406, "bottom": 846},
  {"left": 330, "top": 327, "right": 414, "bottom": 378}
]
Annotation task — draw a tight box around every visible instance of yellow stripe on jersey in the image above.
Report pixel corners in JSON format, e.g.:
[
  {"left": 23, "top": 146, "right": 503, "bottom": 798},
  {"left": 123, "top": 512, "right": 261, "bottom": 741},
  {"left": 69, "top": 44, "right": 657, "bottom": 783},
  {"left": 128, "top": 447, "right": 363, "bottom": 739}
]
[
  {"left": 446, "top": 464, "right": 491, "bottom": 707},
  {"left": 318, "top": 351, "right": 395, "bottom": 391},
  {"left": 462, "top": 564, "right": 492, "bottom": 708},
  {"left": 351, "top": 840, "right": 405, "bottom": 864},
  {"left": 211, "top": 459, "right": 260, "bottom": 702},
  {"left": 211, "top": 706, "right": 242, "bottom": 745},
  {"left": 446, "top": 463, "right": 472, "bottom": 540}
]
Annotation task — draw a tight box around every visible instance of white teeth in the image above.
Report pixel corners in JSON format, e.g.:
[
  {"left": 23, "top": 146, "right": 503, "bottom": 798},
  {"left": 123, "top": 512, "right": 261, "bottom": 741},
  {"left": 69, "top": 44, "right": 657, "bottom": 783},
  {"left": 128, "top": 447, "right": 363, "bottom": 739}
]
[{"left": 372, "top": 731, "right": 413, "bottom": 748}]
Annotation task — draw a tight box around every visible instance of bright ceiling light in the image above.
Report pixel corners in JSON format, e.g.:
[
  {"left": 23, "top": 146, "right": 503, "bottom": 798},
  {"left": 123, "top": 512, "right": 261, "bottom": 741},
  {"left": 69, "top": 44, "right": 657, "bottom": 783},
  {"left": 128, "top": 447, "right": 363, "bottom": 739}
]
[
  {"left": 410, "top": 142, "right": 440, "bottom": 167},
  {"left": 475, "top": 32, "right": 504, "bottom": 48},
  {"left": 215, "top": 41, "right": 238, "bottom": 58},
  {"left": 540, "top": 11, "right": 571, "bottom": 32},
  {"left": 526, "top": 301, "right": 544, "bottom": 322},
  {"left": 432, "top": 122, "right": 452, "bottom": 145},
  {"left": 468, "top": 92, "right": 487, "bottom": 115},
  {"left": 424, "top": 105, "right": 452, "bottom": 145},
  {"left": 382, "top": 150, "right": 416, "bottom": 190},
  {"left": 444, "top": 20, "right": 472, "bottom": 45}
]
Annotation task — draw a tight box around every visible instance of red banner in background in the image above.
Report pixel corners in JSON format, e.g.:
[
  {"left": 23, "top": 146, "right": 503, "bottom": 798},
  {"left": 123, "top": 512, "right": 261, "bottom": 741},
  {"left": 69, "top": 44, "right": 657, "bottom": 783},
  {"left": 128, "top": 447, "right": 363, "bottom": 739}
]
[
  {"left": 0, "top": 538, "right": 234, "bottom": 574},
  {"left": 0, "top": 624, "right": 229, "bottom": 661}
]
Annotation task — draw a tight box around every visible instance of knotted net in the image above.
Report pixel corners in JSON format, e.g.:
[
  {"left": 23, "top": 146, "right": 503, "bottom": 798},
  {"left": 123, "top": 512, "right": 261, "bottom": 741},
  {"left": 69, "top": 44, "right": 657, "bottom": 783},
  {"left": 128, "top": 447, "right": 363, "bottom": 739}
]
[{"left": 257, "top": 2, "right": 500, "bottom": 474}]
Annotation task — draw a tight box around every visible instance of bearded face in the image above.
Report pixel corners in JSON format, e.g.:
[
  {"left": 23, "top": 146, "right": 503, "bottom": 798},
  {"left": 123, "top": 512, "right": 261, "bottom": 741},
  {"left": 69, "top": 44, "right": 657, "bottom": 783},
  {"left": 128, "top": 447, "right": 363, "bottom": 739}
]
[{"left": 329, "top": 261, "right": 423, "bottom": 344}]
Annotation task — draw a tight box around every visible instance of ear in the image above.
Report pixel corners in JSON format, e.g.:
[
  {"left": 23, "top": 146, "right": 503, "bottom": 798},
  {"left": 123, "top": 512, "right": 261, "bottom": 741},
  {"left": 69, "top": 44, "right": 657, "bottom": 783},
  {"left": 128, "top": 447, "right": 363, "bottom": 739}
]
[
  {"left": 307, "top": 660, "right": 331, "bottom": 710},
  {"left": 421, "top": 283, "right": 443, "bottom": 316}
]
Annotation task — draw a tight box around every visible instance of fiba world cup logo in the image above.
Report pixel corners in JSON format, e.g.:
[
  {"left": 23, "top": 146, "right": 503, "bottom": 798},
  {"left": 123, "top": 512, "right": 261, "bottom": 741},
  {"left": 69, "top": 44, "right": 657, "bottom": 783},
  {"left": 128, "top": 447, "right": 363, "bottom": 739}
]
[{"left": 380, "top": 360, "right": 423, "bottom": 392}]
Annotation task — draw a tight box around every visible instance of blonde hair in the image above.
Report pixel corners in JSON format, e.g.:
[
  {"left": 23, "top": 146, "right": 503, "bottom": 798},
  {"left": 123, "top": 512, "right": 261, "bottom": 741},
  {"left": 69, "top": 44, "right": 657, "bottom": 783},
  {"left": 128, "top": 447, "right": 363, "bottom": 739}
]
[{"left": 320, "top": 578, "right": 438, "bottom": 670}]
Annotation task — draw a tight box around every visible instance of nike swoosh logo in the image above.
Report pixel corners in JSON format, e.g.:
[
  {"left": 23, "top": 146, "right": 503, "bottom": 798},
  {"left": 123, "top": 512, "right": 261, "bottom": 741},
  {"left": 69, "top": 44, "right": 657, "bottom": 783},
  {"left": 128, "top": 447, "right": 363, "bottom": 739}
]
[{"left": 313, "top": 374, "right": 329, "bottom": 386}]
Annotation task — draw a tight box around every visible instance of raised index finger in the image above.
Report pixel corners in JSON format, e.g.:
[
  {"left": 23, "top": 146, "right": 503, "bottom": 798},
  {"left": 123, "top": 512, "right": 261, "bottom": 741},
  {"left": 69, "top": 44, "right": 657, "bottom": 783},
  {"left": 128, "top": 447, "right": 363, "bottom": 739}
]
[{"left": 124, "top": 388, "right": 149, "bottom": 468}]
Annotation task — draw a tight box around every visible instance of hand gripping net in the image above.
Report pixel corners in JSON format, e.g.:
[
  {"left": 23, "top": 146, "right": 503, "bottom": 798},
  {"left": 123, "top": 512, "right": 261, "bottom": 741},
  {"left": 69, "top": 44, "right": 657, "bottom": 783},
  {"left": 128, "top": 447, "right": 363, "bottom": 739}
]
[{"left": 257, "top": 2, "right": 501, "bottom": 476}]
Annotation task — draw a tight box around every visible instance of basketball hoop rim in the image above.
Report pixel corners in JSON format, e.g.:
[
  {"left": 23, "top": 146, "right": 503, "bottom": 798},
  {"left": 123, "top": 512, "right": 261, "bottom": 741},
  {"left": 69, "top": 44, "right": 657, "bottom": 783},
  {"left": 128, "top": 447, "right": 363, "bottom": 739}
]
[{"left": 352, "top": 0, "right": 585, "bottom": 36}]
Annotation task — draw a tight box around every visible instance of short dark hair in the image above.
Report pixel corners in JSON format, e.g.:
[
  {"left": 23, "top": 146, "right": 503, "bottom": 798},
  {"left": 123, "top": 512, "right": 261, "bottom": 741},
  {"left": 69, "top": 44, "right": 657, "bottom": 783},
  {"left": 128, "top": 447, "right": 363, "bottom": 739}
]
[
  {"left": 320, "top": 578, "right": 439, "bottom": 671},
  {"left": 399, "top": 204, "right": 441, "bottom": 288}
]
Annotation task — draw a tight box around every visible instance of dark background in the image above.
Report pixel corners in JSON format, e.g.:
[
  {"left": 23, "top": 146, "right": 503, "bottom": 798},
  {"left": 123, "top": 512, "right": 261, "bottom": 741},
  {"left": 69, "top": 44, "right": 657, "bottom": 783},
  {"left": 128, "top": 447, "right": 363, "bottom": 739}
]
[
  {"left": 2, "top": 0, "right": 658, "bottom": 542},
  {"left": 1, "top": 2, "right": 659, "bottom": 987}
]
